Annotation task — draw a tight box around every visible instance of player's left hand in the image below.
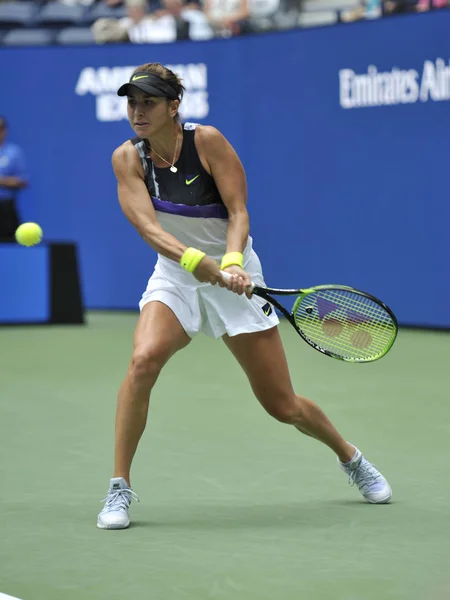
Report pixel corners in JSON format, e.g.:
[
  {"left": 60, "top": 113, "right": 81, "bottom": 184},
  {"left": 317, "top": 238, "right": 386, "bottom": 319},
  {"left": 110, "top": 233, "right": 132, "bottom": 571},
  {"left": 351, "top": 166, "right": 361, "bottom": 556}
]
[{"left": 222, "top": 265, "right": 252, "bottom": 298}]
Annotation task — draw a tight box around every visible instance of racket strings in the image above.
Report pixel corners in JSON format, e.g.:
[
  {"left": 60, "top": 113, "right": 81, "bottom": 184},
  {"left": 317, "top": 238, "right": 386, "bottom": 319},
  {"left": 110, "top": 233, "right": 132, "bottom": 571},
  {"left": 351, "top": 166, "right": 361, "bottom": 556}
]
[{"left": 293, "top": 289, "right": 396, "bottom": 361}]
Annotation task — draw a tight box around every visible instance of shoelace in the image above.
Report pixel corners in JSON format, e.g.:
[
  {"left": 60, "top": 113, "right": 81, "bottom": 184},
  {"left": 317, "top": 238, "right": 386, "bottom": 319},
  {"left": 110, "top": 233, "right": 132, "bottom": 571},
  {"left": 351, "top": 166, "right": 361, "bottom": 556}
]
[
  {"left": 100, "top": 488, "right": 140, "bottom": 513},
  {"left": 347, "top": 460, "right": 382, "bottom": 490}
]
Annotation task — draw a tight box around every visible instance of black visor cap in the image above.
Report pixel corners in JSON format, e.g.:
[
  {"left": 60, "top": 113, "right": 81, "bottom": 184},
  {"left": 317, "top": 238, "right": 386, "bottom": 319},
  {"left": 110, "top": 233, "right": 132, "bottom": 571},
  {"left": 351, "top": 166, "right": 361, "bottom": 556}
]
[{"left": 117, "top": 72, "right": 178, "bottom": 99}]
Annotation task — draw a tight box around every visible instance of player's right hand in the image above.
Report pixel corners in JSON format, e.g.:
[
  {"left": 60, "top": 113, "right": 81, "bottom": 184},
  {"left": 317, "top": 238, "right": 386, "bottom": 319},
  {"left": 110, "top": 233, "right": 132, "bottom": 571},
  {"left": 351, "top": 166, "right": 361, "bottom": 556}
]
[{"left": 193, "top": 256, "right": 226, "bottom": 286}]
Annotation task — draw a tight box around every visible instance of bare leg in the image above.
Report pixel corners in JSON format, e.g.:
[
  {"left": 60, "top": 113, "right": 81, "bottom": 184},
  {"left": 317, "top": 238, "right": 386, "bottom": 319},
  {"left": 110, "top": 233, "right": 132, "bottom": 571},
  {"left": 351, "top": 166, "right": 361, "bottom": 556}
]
[
  {"left": 114, "top": 301, "right": 191, "bottom": 485},
  {"left": 223, "top": 326, "right": 355, "bottom": 463}
]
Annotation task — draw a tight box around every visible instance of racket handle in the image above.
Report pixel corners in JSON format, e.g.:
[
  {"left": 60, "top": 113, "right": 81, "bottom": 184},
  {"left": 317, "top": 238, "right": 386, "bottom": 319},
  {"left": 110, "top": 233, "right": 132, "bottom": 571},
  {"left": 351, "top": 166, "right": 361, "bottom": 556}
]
[{"left": 220, "top": 270, "right": 255, "bottom": 293}]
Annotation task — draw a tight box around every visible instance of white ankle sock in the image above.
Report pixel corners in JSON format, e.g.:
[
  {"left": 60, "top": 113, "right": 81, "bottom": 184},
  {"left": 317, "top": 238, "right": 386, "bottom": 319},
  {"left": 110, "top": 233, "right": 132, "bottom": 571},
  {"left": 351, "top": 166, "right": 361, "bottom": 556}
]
[{"left": 341, "top": 445, "right": 359, "bottom": 466}]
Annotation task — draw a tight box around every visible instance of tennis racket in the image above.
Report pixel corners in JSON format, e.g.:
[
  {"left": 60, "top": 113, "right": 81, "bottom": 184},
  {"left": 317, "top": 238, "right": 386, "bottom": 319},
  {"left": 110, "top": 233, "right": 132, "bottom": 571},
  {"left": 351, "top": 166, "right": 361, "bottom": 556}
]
[{"left": 220, "top": 272, "right": 398, "bottom": 363}]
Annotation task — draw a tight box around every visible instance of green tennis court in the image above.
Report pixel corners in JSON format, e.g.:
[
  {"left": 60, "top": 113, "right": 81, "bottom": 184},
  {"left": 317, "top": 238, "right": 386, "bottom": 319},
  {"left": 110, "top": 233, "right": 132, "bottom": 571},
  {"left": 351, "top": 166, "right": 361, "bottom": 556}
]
[{"left": 1, "top": 313, "right": 449, "bottom": 600}]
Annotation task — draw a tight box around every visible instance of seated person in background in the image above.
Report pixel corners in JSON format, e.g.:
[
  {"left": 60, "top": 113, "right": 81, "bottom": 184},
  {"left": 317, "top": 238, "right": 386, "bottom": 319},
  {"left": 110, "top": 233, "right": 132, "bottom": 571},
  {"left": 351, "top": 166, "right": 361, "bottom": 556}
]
[
  {"left": 340, "top": 0, "right": 382, "bottom": 22},
  {"left": 416, "top": 0, "right": 448, "bottom": 9},
  {"left": 93, "top": 0, "right": 212, "bottom": 43},
  {"left": 383, "top": 0, "right": 419, "bottom": 13},
  {"left": 0, "top": 117, "right": 28, "bottom": 242},
  {"left": 92, "top": 0, "right": 159, "bottom": 44},
  {"left": 121, "top": 0, "right": 160, "bottom": 42},
  {"left": 91, "top": 16, "right": 130, "bottom": 42},
  {"left": 203, "top": 0, "right": 250, "bottom": 36},
  {"left": 158, "top": 0, "right": 214, "bottom": 40}
]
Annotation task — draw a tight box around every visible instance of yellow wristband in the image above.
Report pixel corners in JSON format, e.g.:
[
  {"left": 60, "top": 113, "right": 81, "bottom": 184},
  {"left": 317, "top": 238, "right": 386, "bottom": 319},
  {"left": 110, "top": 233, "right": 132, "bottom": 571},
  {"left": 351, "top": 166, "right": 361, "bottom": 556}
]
[
  {"left": 180, "top": 247, "right": 206, "bottom": 273},
  {"left": 221, "top": 252, "right": 244, "bottom": 270}
]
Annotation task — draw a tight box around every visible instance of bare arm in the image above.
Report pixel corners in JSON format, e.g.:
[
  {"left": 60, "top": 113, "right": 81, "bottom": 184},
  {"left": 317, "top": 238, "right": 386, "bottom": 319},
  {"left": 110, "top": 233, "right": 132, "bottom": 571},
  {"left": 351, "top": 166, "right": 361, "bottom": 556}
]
[
  {"left": 113, "top": 142, "right": 225, "bottom": 286},
  {"left": 0, "top": 176, "right": 28, "bottom": 190},
  {"left": 196, "top": 126, "right": 249, "bottom": 254},
  {"left": 196, "top": 126, "right": 252, "bottom": 295},
  {"left": 113, "top": 142, "right": 187, "bottom": 261}
]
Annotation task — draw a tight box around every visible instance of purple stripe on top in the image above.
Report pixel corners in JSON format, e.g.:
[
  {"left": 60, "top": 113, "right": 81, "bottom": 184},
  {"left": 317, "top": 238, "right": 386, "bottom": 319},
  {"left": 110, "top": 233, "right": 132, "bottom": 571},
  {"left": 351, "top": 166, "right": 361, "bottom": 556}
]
[{"left": 151, "top": 196, "right": 228, "bottom": 219}]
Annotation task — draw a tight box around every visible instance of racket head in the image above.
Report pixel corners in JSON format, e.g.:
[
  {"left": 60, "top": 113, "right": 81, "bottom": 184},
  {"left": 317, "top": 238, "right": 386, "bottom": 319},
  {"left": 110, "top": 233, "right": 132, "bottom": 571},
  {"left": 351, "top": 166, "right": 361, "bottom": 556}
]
[{"left": 291, "top": 285, "right": 398, "bottom": 363}]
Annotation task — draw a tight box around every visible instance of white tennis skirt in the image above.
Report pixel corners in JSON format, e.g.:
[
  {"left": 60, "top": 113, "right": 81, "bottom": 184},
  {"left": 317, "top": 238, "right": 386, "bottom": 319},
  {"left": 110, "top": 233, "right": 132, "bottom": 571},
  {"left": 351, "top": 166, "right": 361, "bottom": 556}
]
[{"left": 139, "top": 249, "right": 279, "bottom": 338}]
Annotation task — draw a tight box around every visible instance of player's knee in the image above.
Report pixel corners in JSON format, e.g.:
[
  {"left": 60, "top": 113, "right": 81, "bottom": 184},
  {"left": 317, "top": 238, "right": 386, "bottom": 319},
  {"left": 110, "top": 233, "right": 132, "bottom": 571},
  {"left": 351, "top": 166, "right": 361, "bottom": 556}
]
[
  {"left": 263, "top": 395, "right": 299, "bottom": 425},
  {"left": 129, "top": 347, "right": 165, "bottom": 388}
]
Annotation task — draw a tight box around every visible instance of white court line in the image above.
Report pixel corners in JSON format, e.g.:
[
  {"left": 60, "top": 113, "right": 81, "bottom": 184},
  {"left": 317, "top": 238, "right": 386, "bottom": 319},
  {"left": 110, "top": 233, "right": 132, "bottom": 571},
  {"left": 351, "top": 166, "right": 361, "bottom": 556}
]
[{"left": 0, "top": 593, "right": 23, "bottom": 600}]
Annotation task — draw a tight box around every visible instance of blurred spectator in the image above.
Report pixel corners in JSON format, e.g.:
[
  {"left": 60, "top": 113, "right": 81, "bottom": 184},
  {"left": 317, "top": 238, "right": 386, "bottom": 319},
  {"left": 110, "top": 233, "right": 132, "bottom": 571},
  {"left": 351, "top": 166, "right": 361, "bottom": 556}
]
[
  {"left": 92, "top": 0, "right": 213, "bottom": 43},
  {"left": 203, "top": 0, "right": 251, "bottom": 36},
  {"left": 163, "top": 0, "right": 214, "bottom": 40},
  {"left": 149, "top": 0, "right": 191, "bottom": 40},
  {"left": 416, "top": 0, "right": 448, "bottom": 9},
  {"left": 340, "top": 0, "right": 449, "bottom": 21},
  {"left": 340, "top": 0, "right": 381, "bottom": 21},
  {"left": 92, "top": 0, "right": 153, "bottom": 44},
  {"left": 250, "top": 0, "right": 302, "bottom": 32},
  {"left": 0, "top": 117, "right": 28, "bottom": 243},
  {"left": 383, "top": 0, "right": 420, "bottom": 14},
  {"left": 91, "top": 17, "right": 130, "bottom": 42},
  {"left": 384, "top": 0, "right": 448, "bottom": 11},
  {"left": 122, "top": 0, "right": 158, "bottom": 42}
]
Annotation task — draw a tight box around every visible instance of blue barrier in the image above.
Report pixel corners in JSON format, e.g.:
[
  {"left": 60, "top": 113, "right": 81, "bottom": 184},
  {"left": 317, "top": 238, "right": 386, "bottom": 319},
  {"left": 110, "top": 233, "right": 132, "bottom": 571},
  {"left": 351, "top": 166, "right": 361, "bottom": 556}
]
[
  {"left": 0, "top": 13, "right": 449, "bottom": 327},
  {"left": 0, "top": 245, "right": 49, "bottom": 322},
  {"left": 0, "top": 243, "right": 85, "bottom": 324}
]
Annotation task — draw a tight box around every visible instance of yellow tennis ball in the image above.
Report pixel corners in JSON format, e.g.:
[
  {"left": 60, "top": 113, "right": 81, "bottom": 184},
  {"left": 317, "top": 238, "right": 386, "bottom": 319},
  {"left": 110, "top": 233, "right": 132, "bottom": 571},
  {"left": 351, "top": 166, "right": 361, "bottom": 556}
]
[{"left": 15, "top": 222, "right": 43, "bottom": 247}]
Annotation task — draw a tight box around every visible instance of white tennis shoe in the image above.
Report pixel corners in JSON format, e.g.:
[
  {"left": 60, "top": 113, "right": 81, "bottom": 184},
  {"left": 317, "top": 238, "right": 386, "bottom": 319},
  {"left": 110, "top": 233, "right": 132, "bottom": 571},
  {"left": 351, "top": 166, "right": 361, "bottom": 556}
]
[
  {"left": 339, "top": 447, "right": 392, "bottom": 504},
  {"left": 97, "top": 477, "right": 139, "bottom": 529}
]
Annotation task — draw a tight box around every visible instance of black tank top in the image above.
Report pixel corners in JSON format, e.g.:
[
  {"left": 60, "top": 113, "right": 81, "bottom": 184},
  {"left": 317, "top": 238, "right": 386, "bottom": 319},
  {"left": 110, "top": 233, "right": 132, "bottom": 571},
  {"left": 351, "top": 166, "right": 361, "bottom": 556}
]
[{"left": 131, "top": 123, "right": 227, "bottom": 216}]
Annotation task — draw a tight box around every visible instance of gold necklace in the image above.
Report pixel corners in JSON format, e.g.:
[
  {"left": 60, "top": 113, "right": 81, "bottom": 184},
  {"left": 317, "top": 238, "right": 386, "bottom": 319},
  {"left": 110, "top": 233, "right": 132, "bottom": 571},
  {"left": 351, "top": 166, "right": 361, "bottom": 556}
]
[{"left": 150, "top": 129, "right": 180, "bottom": 173}]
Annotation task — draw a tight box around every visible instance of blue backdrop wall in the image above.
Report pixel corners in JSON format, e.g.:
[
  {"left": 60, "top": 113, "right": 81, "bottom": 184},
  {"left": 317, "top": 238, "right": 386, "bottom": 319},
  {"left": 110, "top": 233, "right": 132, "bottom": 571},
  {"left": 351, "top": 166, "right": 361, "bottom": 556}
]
[{"left": 1, "top": 12, "right": 449, "bottom": 327}]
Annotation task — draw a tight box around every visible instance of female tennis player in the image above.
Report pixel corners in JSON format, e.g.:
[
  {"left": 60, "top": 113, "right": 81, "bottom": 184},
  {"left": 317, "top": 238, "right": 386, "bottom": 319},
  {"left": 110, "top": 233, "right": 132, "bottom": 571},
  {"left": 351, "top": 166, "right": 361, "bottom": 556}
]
[{"left": 98, "top": 63, "right": 392, "bottom": 529}]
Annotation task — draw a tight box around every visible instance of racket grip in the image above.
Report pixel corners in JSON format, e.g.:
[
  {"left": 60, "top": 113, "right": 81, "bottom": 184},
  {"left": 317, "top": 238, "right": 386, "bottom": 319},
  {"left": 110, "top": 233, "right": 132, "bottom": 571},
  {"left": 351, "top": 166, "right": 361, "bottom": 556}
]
[{"left": 220, "top": 270, "right": 255, "bottom": 293}]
